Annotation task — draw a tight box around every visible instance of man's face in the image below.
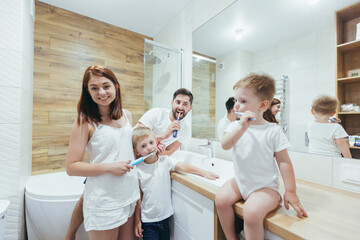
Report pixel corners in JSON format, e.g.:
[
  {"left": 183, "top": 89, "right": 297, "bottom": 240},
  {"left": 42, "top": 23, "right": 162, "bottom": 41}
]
[{"left": 171, "top": 94, "right": 192, "bottom": 120}]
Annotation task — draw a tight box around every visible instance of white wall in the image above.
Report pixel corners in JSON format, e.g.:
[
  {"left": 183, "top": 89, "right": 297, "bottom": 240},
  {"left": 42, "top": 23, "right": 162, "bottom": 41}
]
[
  {"left": 0, "top": 0, "right": 34, "bottom": 239},
  {"left": 215, "top": 48, "right": 253, "bottom": 122},
  {"left": 254, "top": 25, "right": 336, "bottom": 151}
]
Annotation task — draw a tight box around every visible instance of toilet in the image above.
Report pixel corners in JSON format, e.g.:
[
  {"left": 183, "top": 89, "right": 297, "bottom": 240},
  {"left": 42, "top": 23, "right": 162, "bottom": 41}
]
[{"left": 0, "top": 200, "right": 10, "bottom": 240}]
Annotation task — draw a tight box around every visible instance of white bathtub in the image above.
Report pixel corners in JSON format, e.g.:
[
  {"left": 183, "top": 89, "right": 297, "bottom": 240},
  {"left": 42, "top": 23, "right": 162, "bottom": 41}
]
[{"left": 25, "top": 171, "right": 88, "bottom": 240}]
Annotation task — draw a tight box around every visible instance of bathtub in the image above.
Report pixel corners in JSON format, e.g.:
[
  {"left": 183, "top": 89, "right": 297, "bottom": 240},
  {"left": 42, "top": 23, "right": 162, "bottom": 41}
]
[{"left": 25, "top": 171, "right": 88, "bottom": 240}]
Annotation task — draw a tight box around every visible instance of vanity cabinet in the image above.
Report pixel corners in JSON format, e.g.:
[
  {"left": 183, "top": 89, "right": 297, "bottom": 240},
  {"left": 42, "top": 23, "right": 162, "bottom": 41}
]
[
  {"left": 335, "top": 2, "right": 360, "bottom": 158},
  {"left": 171, "top": 180, "right": 214, "bottom": 240}
]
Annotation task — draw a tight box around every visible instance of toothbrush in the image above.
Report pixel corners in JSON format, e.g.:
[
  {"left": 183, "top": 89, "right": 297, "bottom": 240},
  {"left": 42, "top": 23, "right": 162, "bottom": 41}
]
[
  {"left": 130, "top": 152, "right": 154, "bottom": 166},
  {"left": 329, "top": 118, "right": 341, "bottom": 123},
  {"left": 173, "top": 113, "right": 181, "bottom": 137},
  {"left": 234, "top": 111, "right": 256, "bottom": 120}
]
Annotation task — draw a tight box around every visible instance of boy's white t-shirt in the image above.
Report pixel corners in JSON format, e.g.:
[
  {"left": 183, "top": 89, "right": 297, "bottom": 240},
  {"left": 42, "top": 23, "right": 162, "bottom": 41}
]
[
  {"left": 136, "top": 155, "right": 177, "bottom": 223},
  {"left": 138, "top": 108, "right": 188, "bottom": 147},
  {"left": 306, "top": 121, "right": 348, "bottom": 157},
  {"left": 225, "top": 121, "right": 290, "bottom": 199}
]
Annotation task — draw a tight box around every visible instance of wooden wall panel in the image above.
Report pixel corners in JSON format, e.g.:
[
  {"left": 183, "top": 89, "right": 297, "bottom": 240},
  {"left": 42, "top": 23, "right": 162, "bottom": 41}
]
[
  {"left": 192, "top": 57, "right": 216, "bottom": 139},
  {"left": 33, "top": 1, "right": 151, "bottom": 174}
]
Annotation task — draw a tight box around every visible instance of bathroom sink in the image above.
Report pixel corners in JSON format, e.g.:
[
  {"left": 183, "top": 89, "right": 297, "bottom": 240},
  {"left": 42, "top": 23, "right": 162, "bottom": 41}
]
[{"left": 172, "top": 150, "right": 234, "bottom": 189}]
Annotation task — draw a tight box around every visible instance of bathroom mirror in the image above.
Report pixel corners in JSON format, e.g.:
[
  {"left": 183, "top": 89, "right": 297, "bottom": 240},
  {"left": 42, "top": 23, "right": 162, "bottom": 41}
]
[{"left": 191, "top": 0, "right": 359, "bottom": 154}]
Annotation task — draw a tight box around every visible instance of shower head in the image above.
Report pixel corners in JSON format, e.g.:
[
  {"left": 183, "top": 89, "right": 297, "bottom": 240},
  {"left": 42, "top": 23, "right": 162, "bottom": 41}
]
[{"left": 144, "top": 51, "right": 161, "bottom": 65}]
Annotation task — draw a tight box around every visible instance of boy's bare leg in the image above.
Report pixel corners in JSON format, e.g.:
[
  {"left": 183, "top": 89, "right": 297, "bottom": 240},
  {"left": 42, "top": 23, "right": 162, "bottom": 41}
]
[
  {"left": 243, "top": 188, "right": 279, "bottom": 240},
  {"left": 215, "top": 178, "right": 242, "bottom": 240},
  {"left": 65, "top": 195, "right": 84, "bottom": 240}
]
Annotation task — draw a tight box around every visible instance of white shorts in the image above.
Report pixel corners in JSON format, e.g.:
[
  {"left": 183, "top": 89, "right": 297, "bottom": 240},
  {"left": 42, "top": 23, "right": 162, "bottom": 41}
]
[{"left": 84, "top": 200, "right": 137, "bottom": 231}]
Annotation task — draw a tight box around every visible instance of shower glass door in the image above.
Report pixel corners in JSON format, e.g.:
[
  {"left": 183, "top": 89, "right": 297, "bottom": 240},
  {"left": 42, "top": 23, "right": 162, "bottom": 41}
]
[{"left": 143, "top": 39, "right": 182, "bottom": 112}]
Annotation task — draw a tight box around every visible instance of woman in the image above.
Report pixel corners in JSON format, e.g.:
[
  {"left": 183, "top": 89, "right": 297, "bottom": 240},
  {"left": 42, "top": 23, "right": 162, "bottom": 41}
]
[
  {"left": 263, "top": 98, "right": 281, "bottom": 123},
  {"left": 66, "top": 65, "right": 139, "bottom": 240}
]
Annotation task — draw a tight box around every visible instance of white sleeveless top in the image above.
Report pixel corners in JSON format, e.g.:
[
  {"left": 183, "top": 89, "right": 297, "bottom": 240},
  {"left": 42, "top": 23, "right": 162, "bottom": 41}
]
[{"left": 83, "top": 111, "right": 140, "bottom": 210}]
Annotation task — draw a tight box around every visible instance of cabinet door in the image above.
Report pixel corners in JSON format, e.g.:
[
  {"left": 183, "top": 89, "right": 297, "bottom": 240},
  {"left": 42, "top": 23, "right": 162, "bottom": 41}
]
[
  {"left": 171, "top": 180, "right": 214, "bottom": 240},
  {"left": 170, "top": 219, "right": 195, "bottom": 240}
]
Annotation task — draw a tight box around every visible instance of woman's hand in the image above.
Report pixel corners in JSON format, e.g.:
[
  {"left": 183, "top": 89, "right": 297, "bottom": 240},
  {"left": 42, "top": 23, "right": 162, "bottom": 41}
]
[
  {"left": 105, "top": 161, "right": 134, "bottom": 176},
  {"left": 284, "top": 191, "right": 308, "bottom": 218}
]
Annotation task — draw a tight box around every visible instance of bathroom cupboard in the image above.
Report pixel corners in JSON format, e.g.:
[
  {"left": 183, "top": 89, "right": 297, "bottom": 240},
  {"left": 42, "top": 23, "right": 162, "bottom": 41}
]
[{"left": 335, "top": 1, "right": 360, "bottom": 158}]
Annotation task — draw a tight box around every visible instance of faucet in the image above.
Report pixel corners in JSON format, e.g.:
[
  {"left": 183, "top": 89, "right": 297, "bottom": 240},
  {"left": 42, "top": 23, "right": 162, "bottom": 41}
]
[{"left": 198, "top": 139, "right": 213, "bottom": 159}]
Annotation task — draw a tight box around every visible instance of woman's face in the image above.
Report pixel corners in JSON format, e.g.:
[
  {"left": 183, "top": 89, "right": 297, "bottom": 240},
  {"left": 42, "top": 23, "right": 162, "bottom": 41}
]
[
  {"left": 87, "top": 75, "right": 116, "bottom": 107},
  {"left": 271, "top": 103, "right": 281, "bottom": 116}
]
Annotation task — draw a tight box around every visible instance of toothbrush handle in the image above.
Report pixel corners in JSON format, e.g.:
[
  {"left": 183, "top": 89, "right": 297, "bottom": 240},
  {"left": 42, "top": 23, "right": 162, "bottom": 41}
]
[
  {"left": 130, "top": 157, "right": 144, "bottom": 166},
  {"left": 173, "top": 130, "right": 178, "bottom": 138}
]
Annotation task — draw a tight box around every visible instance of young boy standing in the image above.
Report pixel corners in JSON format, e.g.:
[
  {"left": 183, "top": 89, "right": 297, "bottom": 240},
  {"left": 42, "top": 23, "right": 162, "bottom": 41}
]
[
  {"left": 215, "top": 73, "right": 307, "bottom": 240},
  {"left": 306, "top": 95, "right": 352, "bottom": 158},
  {"left": 132, "top": 127, "right": 218, "bottom": 240}
]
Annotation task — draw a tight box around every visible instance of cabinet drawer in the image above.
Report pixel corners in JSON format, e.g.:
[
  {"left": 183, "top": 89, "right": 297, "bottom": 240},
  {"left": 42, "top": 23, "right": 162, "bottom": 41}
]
[{"left": 171, "top": 180, "right": 214, "bottom": 240}]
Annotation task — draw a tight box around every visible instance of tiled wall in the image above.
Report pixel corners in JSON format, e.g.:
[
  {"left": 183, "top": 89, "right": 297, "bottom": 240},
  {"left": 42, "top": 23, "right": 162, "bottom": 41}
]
[
  {"left": 0, "top": 0, "right": 34, "bottom": 239},
  {"left": 213, "top": 26, "right": 336, "bottom": 152}
]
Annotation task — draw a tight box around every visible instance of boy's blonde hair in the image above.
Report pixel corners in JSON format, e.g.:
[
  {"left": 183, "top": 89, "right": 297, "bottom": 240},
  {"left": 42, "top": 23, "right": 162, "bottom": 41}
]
[
  {"left": 132, "top": 127, "right": 156, "bottom": 148},
  {"left": 233, "top": 73, "right": 276, "bottom": 102},
  {"left": 312, "top": 95, "right": 338, "bottom": 115}
]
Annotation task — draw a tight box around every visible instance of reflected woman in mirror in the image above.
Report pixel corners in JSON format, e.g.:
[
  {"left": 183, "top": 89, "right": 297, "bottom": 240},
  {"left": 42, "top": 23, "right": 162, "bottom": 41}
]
[{"left": 263, "top": 98, "right": 281, "bottom": 124}]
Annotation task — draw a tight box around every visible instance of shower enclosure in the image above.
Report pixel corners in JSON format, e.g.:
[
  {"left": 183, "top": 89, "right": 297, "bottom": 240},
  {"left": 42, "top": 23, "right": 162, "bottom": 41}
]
[{"left": 143, "top": 39, "right": 182, "bottom": 112}]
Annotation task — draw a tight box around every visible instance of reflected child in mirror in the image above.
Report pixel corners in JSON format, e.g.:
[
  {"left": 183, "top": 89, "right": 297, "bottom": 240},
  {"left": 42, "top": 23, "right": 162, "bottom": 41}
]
[
  {"left": 215, "top": 73, "right": 307, "bottom": 240},
  {"left": 132, "top": 127, "right": 219, "bottom": 240},
  {"left": 306, "top": 95, "right": 352, "bottom": 158}
]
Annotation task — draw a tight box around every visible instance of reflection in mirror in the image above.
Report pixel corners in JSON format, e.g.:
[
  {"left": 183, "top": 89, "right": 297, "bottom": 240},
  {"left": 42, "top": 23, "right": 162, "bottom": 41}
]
[
  {"left": 191, "top": 53, "right": 216, "bottom": 139},
  {"left": 191, "top": 0, "right": 360, "bottom": 158}
]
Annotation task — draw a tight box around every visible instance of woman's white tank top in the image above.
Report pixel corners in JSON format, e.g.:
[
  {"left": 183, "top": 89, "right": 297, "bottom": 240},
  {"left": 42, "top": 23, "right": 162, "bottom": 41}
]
[{"left": 83, "top": 111, "right": 140, "bottom": 210}]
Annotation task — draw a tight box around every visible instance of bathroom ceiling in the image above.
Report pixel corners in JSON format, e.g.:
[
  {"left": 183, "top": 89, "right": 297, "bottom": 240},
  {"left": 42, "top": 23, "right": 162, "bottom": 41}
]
[
  {"left": 38, "top": 0, "right": 191, "bottom": 37},
  {"left": 193, "top": 0, "right": 360, "bottom": 57}
]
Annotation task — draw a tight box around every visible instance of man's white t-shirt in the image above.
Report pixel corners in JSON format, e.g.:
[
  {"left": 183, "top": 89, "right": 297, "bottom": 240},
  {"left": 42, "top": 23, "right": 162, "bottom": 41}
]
[
  {"left": 225, "top": 121, "right": 290, "bottom": 199},
  {"left": 217, "top": 114, "right": 231, "bottom": 139},
  {"left": 136, "top": 155, "right": 177, "bottom": 223},
  {"left": 138, "top": 108, "right": 188, "bottom": 147},
  {"left": 306, "top": 121, "right": 348, "bottom": 157}
]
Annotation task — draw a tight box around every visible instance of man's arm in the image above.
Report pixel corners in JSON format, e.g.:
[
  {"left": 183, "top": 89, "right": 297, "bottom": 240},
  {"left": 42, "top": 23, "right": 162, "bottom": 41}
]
[{"left": 161, "top": 141, "right": 182, "bottom": 156}]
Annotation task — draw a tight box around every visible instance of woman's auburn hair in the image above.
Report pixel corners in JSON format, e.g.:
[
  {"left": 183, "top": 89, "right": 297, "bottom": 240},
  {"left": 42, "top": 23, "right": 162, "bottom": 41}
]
[
  {"left": 263, "top": 98, "right": 281, "bottom": 124},
  {"left": 77, "top": 65, "right": 122, "bottom": 124}
]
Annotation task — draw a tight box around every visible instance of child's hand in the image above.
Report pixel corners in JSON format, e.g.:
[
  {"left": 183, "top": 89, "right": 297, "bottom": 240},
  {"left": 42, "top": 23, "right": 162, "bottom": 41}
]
[
  {"left": 284, "top": 191, "right": 308, "bottom": 218},
  {"left": 203, "top": 171, "right": 220, "bottom": 180},
  {"left": 157, "top": 141, "right": 166, "bottom": 154},
  {"left": 238, "top": 111, "right": 256, "bottom": 129},
  {"left": 106, "top": 161, "right": 134, "bottom": 176},
  {"left": 134, "top": 220, "right": 143, "bottom": 238}
]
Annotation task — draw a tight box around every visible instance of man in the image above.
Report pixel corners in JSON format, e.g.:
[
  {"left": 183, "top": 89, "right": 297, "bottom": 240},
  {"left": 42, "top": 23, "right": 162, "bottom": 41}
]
[
  {"left": 137, "top": 88, "right": 193, "bottom": 155},
  {"left": 65, "top": 88, "right": 193, "bottom": 239},
  {"left": 216, "top": 97, "right": 237, "bottom": 140}
]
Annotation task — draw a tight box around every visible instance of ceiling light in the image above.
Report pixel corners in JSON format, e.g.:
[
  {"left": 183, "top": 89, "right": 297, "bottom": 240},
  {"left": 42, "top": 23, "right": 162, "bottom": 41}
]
[
  {"left": 308, "top": 0, "right": 319, "bottom": 5},
  {"left": 234, "top": 29, "right": 243, "bottom": 40}
]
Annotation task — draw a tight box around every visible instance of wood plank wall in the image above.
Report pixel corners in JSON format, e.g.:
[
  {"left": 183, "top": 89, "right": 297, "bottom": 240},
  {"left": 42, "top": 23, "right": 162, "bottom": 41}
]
[
  {"left": 192, "top": 57, "right": 216, "bottom": 139},
  {"left": 33, "top": 1, "right": 151, "bottom": 174}
]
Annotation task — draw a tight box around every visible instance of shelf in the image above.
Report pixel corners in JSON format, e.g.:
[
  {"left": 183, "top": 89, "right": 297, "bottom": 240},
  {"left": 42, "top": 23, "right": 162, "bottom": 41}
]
[
  {"left": 350, "top": 146, "right": 360, "bottom": 150},
  {"left": 337, "top": 76, "right": 360, "bottom": 83},
  {"left": 339, "top": 111, "right": 360, "bottom": 115},
  {"left": 337, "top": 40, "right": 360, "bottom": 52}
]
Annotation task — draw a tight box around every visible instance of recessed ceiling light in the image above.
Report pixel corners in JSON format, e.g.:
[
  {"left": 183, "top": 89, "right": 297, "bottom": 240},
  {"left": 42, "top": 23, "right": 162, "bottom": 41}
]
[
  {"left": 308, "top": 0, "right": 319, "bottom": 5},
  {"left": 234, "top": 29, "right": 243, "bottom": 40}
]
